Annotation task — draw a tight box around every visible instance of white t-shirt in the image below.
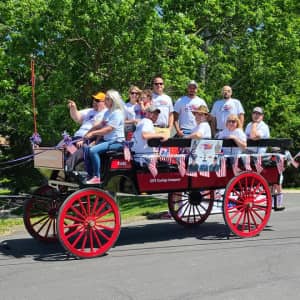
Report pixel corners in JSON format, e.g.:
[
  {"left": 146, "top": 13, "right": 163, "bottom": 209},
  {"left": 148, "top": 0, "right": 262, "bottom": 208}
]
[
  {"left": 125, "top": 102, "right": 137, "bottom": 120},
  {"left": 245, "top": 121, "right": 270, "bottom": 153},
  {"left": 191, "top": 122, "right": 212, "bottom": 138},
  {"left": 211, "top": 98, "right": 245, "bottom": 130},
  {"left": 152, "top": 93, "right": 174, "bottom": 127},
  {"left": 102, "top": 109, "right": 125, "bottom": 142},
  {"left": 218, "top": 128, "right": 246, "bottom": 155},
  {"left": 74, "top": 108, "right": 107, "bottom": 137},
  {"left": 132, "top": 118, "right": 155, "bottom": 163},
  {"left": 174, "top": 96, "right": 207, "bottom": 130}
]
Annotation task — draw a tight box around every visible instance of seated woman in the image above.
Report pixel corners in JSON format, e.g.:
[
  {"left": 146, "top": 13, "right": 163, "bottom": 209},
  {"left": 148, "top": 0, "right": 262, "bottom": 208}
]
[
  {"left": 217, "top": 114, "right": 247, "bottom": 155},
  {"left": 184, "top": 105, "right": 212, "bottom": 140},
  {"left": 84, "top": 90, "right": 125, "bottom": 184}
]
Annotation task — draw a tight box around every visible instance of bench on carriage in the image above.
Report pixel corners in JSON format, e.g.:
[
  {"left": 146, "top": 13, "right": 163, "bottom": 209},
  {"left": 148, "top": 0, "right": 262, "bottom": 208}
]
[{"left": 25, "top": 137, "right": 292, "bottom": 258}]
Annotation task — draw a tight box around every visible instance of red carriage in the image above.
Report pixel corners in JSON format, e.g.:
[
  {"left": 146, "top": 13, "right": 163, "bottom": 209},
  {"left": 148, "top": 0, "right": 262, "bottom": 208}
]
[{"left": 24, "top": 138, "right": 293, "bottom": 258}]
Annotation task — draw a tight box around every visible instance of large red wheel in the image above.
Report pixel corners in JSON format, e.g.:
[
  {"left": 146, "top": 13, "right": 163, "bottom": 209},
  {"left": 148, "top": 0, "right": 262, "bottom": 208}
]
[
  {"left": 168, "top": 190, "right": 214, "bottom": 226},
  {"left": 57, "top": 188, "right": 121, "bottom": 258},
  {"left": 223, "top": 172, "right": 272, "bottom": 238},
  {"left": 23, "top": 185, "right": 61, "bottom": 242}
]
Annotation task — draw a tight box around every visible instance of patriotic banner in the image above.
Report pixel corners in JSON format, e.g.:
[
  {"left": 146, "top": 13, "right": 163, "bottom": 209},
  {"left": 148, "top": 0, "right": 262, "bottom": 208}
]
[{"left": 216, "top": 157, "right": 226, "bottom": 177}]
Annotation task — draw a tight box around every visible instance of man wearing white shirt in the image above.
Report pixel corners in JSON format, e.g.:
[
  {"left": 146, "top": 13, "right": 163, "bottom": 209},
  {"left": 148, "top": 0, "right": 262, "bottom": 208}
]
[
  {"left": 211, "top": 85, "right": 245, "bottom": 134},
  {"left": 151, "top": 76, "right": 174, "bottom": 131},
  {"left": 245, "top": 107, "right": 270, "bottom": 154},
  {"left": 174, "top": 80, "right": 208, "bottom": 137}
]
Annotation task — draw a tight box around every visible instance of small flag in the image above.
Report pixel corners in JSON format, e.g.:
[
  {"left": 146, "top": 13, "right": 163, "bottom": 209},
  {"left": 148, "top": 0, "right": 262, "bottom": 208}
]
[
  {"left": 216, "top": 157, "right": 226, "bottom": 177},
  {"left": 232, "top": 156, "right": 241, "bottom": 176},
  {"left": 178, "top": 155, "right": 186, "bottom": 177},
  {"left": 148, "top": 157, "right": 158, "bottom": 178},
  {"left": 241, "top": 154, "right": 252, "bottom": 171},
  {"left": 123, "top": 143, "right": 132, "bottom": 162},
  {"left": 254, "top": 155, "right": 263, "bottom": 174},
  {"left": 285, "top": 150, "right": 299, "bottom": 168},
  {"left": 275, "top": 154, "right": 285, "bottom": 174}
]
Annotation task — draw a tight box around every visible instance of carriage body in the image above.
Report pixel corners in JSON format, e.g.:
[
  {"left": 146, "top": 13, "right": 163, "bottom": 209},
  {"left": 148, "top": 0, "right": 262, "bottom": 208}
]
[{"left": 25, "top": 138, "right": 291, "bottom": 258}]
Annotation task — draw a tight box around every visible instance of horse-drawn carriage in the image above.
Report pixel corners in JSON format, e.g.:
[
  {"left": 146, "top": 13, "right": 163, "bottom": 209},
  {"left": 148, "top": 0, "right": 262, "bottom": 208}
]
[{"left": 24, "top": 138, "right": 293, "bottom": 258}]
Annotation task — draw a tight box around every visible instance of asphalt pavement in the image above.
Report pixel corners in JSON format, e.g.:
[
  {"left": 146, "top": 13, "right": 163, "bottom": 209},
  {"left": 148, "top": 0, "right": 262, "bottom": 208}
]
[{"left": 0, "top": 192, "right": 300, "bottom": 300}]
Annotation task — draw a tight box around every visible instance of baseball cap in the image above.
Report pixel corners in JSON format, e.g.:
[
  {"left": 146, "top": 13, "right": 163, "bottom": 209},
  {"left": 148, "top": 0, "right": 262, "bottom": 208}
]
[
  {"left": 146, "top": 105, "right": 161, "bottom": 113},
  {"left": 92, "top": 92, "right": 106, "bottom": 101},
  {"left": 191, "top": 105, "right": 209, "bottom": 114},
  {"left": 253, "top": 107, "right": 264, "bottom": 114},
  {"left": 188, "top": 80, "right": 198, "bottom": 88}
]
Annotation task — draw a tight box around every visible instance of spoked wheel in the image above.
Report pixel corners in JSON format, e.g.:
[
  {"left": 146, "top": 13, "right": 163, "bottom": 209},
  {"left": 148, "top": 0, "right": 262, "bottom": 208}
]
[
  {"left": 23, "top": 185, "right": 61, "bottom": 242},
  {"left": 223, "top": 172, "right": 272, "bottom": 238},
  {"left": 57, "top": 188, "right": 121, "bottom": 259},
  {"left": 168, "top": 190, "right": 214, "bottom": 226}
]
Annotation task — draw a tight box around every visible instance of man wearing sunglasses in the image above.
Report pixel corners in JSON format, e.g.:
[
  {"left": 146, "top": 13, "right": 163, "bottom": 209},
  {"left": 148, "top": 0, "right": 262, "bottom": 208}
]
[{"left": 152, "top": 75, "right": 174, "bottom": 135}]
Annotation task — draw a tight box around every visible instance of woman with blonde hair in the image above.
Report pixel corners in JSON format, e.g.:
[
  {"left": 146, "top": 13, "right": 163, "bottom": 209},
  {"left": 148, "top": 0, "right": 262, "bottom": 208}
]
[
  {"left": 217, "top": 114, "right": 246, "bottom": 155},
  {"left": 84, "top": 89, "right": 125, "bottom": 184}
]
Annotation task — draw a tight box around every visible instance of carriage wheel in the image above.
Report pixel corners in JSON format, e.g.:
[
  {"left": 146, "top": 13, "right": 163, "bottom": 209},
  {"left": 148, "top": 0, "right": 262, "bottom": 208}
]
[
  {"left": 168, "top": 190, "right": 214, "bottom": 226},
  {"left": 57, "top": 188, "right": 121, "bottom": 258},
  {"left": 223, "top": 172, "right": 272, "bottom": 238},
  {"left": 23, "top": 185, "right": 61, "bottom": 242}
]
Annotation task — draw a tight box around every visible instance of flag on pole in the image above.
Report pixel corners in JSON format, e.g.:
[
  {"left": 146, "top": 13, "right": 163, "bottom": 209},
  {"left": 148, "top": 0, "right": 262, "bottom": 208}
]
[
  {"left": 232, "top": 156, "right": 241, "bottom": 176},
  {"left": 285, "top": 150, "right": 299, "bottom": 168},
  {"left": 275, "top": 154, "right": 285, "bottom": 174},
  {"left": 123, "top": 142, "right": 132, "bottom": 162}
]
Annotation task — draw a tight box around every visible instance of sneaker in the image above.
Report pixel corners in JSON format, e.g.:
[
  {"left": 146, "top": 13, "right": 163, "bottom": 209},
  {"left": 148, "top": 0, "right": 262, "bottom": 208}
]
[{"left": 85, "top": 176, "right": 101, "bottom": 185}]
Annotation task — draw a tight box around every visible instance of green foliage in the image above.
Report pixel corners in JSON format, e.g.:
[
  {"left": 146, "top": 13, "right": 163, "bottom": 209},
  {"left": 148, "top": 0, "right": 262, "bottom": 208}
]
[{"left": 0, "top": 0, "right": 299, "bottom": 189}]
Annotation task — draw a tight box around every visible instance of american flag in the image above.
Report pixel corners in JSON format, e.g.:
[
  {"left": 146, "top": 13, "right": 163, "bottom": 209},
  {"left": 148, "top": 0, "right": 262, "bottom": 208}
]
[
  {"left": 285, "top": 150, "right": 299, "bottom": 168},
  {"left": 216, "top": 157, "right": 226, "bottom": 177},
  {"left": 199, "top": 163, "right": 210, "bottom": 177},
  {"left": 148, "top": 157, "right": 158, "bottom": 178},
  {"left": 232, "top": 156, "right": 241, "bottom": 176},
  {"left": 275, "top": 154, "right": 285, "bottom": 174},
  {"left": 242, "top": 154, "right": 252, "bottom": 171},
  {"left": 123, "top": 144, "right": 132, "bottom": 162},
  {"left": 178, "top": 155, "right": 186, "bottom": 177},
  {"left": 66, "top": 144, "right": 77, "bottom": 154},
  {"left": 254, "top": 155, "right": 263, "bottom": 174}
]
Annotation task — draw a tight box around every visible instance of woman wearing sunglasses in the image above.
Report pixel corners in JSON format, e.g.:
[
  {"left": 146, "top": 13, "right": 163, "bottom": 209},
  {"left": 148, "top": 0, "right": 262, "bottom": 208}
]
[{"left": 217, "top": 114, "right": 247, "bottom": 155}]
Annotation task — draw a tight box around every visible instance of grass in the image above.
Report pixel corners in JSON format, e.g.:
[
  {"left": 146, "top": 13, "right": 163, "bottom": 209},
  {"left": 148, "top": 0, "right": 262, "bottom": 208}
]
[{"left": 0, "top": 194, "right": 169, "bottom": 237}]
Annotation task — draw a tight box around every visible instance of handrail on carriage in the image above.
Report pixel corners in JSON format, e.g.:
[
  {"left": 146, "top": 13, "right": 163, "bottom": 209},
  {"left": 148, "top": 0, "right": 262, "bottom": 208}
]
[{"left": 148, "top": 138, "right": 293, "bottom": 150}]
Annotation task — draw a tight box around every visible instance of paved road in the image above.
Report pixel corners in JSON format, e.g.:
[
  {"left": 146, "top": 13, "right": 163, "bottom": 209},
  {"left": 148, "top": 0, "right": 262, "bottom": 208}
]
[{"left": 0, "top": 193, "right": 300, "bottom": 300}]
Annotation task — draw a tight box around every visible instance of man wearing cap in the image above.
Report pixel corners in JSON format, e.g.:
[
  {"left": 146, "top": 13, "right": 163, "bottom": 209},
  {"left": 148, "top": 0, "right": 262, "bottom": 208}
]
[
  {"left": 245, "top": 106, "right": 270, "bottom": 154},
  {"left": 151, "top": 75, "right": 174, "bottom": 132},
  {"left": 132, "top": 105, "right": 169, "bottom": 165},
  {"left": 68, "top": 91, "right": 107, "bottom": 146},
  {"left": 211, "top": 85, "right": 245, "bottom": 135},
  {"left": 174, "top": 80, "right": 208, "bottom": 137}
]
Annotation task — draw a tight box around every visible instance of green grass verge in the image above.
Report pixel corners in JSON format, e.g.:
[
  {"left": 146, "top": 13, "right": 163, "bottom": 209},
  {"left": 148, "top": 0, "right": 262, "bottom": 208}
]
[{"left": 0, "top": 195, "right": 168, "bottom": 236}]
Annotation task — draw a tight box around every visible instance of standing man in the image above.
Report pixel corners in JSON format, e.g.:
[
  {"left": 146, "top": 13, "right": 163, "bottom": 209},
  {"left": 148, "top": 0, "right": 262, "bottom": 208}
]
[
  {"left": 245, "top": 106, "right": 270, "bottom": 154},
  {"left": 174, "top": 80, "right": 208, "bottom": 137},
  {"left": 151, "top": 75, "right": 174, "bottom": 134},
  {"left": 211, "top": 85, "right": 245, "bottom": 135}
]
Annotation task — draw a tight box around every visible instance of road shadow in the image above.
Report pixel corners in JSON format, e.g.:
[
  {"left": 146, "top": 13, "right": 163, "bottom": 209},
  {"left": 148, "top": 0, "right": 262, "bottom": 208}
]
[{"left": 0, "top": 219, "right": 274, "bottom": 261}]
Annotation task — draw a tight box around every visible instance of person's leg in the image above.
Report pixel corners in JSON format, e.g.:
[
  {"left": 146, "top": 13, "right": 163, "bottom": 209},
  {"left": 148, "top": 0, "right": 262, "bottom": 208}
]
[{"left": 89, "top": 141, "right": 112, "bottom": 178}]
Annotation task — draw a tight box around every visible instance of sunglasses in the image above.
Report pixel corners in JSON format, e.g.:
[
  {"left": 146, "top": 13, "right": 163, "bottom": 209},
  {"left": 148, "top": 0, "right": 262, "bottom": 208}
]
[
  {"left": 154, "top": 82, "right": 164, "bottom": 86},
  {"left": 130, "top": 92, "right": 139, "bottom": 95},
  {"left": 93, "top": 98, "right": 104, "bottom": 102},
  {"left": 227, "top": 120, "right": 237, "bottom": 123}
]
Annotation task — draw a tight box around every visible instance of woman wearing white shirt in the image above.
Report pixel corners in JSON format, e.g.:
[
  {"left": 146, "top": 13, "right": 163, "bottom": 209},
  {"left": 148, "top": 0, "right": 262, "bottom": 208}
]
[
  {"left": 218, "top": 114, "right": 247, "bottom": 155},
  {"left": 184, "top": 105, "right": 212, "bottom": 139}
]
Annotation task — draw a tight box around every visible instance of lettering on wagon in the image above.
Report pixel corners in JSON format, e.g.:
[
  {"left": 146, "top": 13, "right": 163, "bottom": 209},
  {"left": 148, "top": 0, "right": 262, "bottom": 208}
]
[{"left": 149, "top": 178, "right": 182, "bottom": 183}]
